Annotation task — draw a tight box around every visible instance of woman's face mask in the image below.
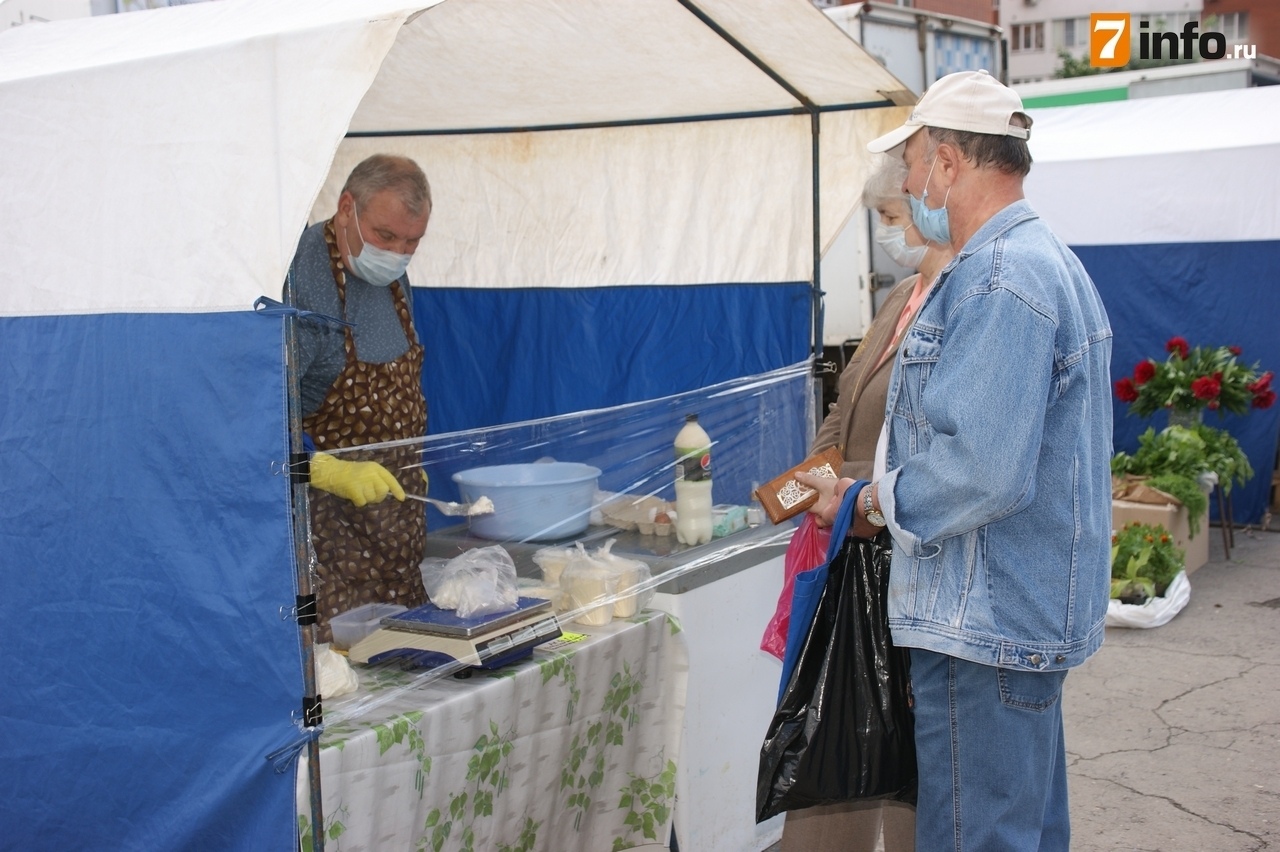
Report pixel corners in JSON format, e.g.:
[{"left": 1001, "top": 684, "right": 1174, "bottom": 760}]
[
  {"left": 348, "top": 205, "right": 413, "bottom": 287},
  {"left": 908, "top": 155, "right": 952, "bottom": 246},
  {"left": 875, "top": 222, "right": 928, "bottom": 269}
]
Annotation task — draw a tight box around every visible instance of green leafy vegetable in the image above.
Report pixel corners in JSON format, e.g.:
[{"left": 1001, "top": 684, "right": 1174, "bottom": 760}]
[
  {"left": 1111, "top": 424, "right": 1254, "bottom": 494},
  {"left": 1111, "top": 521, "right": 1184, "bottom": 598}
]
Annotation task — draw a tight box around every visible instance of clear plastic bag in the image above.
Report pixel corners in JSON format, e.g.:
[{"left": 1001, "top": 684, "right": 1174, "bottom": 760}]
[
  {"left": 418, "top": 545, "right": 520, "bottom": 618},
  {"left": 595, "top": 538, "right": 654, "bottom": 617},
  {"left": 315, "top": 643, "right": 360, "bottom": 698},
  {"left": 532, "top": 545, "right": 573, "bottom": 587},
  {"left": 1106, "top": 570, "right": 1191, "bottom": 628},
  {"left": 559, "top": 543, "right": 619, "bottom": 626}
]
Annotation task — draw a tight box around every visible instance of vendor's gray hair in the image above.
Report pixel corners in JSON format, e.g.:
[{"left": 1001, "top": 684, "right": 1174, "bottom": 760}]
[
  {"left": 342, "top": 154, "right": 433, "bottom": 218},
  {"left": 861, "top": 157, "right": 910, "bottom": 211}
]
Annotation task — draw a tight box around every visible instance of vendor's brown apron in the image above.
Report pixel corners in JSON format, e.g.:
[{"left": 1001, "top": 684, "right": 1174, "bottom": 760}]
[{"left": 304, "top": 220, "right": 428, "bottom": 643}]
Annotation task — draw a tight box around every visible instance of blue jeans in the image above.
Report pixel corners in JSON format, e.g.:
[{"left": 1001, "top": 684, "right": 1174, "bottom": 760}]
[{"left": 910, "top": 649, "right": 1070, "bottom": 851}]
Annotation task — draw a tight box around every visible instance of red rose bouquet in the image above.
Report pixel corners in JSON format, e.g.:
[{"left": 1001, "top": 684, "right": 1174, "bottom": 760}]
[{"left": 1114, "top": 337, "right": 1274, "bottom": 417}]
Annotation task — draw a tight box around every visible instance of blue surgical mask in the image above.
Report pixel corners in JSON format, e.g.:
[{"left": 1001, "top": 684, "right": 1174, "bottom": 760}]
[
  {"left": 908, "top": 156, "right": 951, "bottom": 245},
  {"left": 348, "top": 205, "right": 413, "bottom": 287},
  {"left": 874, "top": 222, "right": 928, "bottom": 269}
]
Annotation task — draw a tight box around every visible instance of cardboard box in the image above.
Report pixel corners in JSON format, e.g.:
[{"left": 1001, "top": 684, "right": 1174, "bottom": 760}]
[{"left": 1112, "top": 499, "right": 1209, "bottom": 575}]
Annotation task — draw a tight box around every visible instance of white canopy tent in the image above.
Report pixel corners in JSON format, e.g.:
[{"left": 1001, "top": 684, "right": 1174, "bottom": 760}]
[
  {"left": 0, "top": 2, "right": 909, "bottom": 848},
  {"left": 0, "top": 0, "right": 911, "bottom": 316},
  {"left": 1025, "top": 86, "right": 1280, "bottom": 524}
]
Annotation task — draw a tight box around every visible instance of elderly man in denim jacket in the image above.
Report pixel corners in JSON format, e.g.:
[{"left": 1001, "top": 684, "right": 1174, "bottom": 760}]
[{"left": 802, "top": 71, "right": 1113, "bottom": 850}]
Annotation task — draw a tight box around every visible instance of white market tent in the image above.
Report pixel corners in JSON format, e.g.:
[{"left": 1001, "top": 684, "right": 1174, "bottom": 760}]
[
  {"left": 0, "top": 1, "right": 909, "bottom": 847},
  {"left": 1024, "top": 86, "right": 1280, "bottom": 524}
]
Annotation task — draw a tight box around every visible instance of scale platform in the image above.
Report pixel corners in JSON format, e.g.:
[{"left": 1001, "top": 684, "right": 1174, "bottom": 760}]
[{"left": 347, "top": 597, "right": 562, "bottom": 670}]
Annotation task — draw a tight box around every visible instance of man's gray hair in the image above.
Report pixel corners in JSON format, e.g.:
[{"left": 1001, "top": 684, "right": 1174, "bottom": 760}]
[
  {"left": 861, "top": 157, "right": 910, "bottom": 211},
  {"left": 342, "top": 154, "right": 432, "bottom": 218},
  {"left": 924, "top": 113, "right": 1033, "bottom": 177}
]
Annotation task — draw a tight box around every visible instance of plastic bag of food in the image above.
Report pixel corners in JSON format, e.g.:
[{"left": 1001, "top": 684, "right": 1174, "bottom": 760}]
[
  {"left": 315, "top": 643, "right": 359, "bottom": 698},
  {"left": 532, "top": 545, "right": 574, "bottom": 587},
  {"left": 594, "top": 538, "right": 654, "bottom": 617},
  {"left": 516, "top": 575, "right": 564, "bottom": 610},
  {"left": 558, "top": 543, "right": 618, "bottom": 626},
  {"left": 1106, "top": 570, "right": 1191, "bottom": 628},
  {"left": 419, "top": 545, "right": 519, "bottom": 618}
]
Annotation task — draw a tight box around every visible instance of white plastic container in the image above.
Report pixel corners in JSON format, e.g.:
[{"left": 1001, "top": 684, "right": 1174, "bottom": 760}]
[
  {"left": 330, "top": 602, "right": 408, "bottom": 650},
  {"left": 674, "top": 413, "right": 713, "bottom": 545},
  {"left": 560, "top": 545, "right": 617, "bottom": 626},
  {"left": 594, "top": 538, "right": 653, "bottom": 618},
  {"left": 532, "top": 546, "right": 573, "bottom": 586}
]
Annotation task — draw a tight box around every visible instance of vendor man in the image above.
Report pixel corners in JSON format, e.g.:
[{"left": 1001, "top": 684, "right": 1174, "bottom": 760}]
[{"left": 287, "top": 154, "right": 432, "bottom": 642}]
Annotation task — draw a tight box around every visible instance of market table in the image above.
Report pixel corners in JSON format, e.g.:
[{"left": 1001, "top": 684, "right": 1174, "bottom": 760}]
[{"left": 296, "top": 609, "right": 687, "bottom": 851}]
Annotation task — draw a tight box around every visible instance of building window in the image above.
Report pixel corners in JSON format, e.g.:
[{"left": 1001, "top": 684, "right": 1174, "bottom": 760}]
[
  {"left": 1053, "top": 17, "right": 1089, "bottom": 49},
  {"left": 1212, "top": 12, "right": 1249, "bottom": 43},
  {"left": 1011, "top": 22, "right": 1045, "bottom": 53}
]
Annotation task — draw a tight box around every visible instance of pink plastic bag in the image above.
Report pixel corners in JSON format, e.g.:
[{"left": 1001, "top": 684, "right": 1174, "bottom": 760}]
[{"left": 760, "top": 513, "right": 832, "bottom": 660}]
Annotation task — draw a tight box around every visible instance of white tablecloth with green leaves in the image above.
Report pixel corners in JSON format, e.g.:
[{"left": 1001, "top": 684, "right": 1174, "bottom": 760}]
[{"left": 297, "top": 610, "right": 688, "bottom": 852}]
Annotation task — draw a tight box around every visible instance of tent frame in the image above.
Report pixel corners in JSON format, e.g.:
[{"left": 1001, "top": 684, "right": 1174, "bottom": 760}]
[{"left": 296, "top": 5, "right": 898, "bottom": 848}]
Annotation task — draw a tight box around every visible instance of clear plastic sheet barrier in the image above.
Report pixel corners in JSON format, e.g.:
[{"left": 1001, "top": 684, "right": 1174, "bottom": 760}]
[{"left": 312, "top": 361, "right": 814, "bottom": 725}]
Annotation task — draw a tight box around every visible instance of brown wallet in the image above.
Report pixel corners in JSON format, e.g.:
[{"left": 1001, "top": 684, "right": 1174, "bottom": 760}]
[{"left": 752, "top": 446, "right": 845, "bottom": 525}]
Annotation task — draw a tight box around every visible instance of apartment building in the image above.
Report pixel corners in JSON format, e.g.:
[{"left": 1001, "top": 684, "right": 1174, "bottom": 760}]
[
  {"left": 1003, "top": 0, "right": 1202, "bottom": 82},
  {"left": 998, "top": 0, "right": 1276, "bottom": 83},
  {"left": 816, "top": 0, "right": 997, "bottom": 25}
]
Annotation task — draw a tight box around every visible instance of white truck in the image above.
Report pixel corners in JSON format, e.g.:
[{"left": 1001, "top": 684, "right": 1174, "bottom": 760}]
[{"left": 818, "top": 2, "right": 1004, "bottom": 355}]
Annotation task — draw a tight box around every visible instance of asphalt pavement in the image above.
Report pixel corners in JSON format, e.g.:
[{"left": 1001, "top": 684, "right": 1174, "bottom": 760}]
[{"left": 1065, "top": 523, "right": 1279, "bottom": 851}]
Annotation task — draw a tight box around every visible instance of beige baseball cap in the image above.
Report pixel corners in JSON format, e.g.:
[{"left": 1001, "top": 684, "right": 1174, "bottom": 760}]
[{"left": 868, "top": 70, "right": 1031, "bottom": 154}]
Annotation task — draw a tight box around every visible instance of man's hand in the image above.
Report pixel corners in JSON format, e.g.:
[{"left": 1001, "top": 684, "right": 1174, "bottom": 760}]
[
  {"left": 795, "top": 471, "right": 843, "bottom": 528},
  {"left": 795, "top": 473, "right": 883, "bottom": 539},
  {"left": 310, "top": 452, "right": 406, "bottom": 507}
]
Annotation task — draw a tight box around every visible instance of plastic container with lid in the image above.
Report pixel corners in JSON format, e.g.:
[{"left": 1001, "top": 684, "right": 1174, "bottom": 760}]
[{"left": 330, "top": 602, "right": 408, "bottom": 650}]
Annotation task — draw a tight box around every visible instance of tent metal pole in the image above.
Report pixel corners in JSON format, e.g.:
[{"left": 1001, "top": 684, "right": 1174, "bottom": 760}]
[
  {"left": 810, "top": 108, "right": 823, "bottom": 438},
  {"left": 347, "top": 107, "right": 806, "bottom": 137},
  {"left": 674, "top": 0, "right": 828, "bottom": 435},
  {"left": 283, "top": 272, "right": 326, "bottom": 852},
  {"left": 676, "top": 0, "right": 815, "bottom": 108},
  {"left": 343, "top": 100, "right": 892, "bottom": 138}
]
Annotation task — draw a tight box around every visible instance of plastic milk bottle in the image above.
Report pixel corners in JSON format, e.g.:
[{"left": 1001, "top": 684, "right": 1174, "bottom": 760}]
[{"left": 674, "top": 414, "right": 713, "bottom": 545}]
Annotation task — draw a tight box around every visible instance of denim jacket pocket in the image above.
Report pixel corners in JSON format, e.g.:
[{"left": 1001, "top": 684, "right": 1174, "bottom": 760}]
[
  {"left": 899, "top": 323, "right": 943, "bottom": 367},
  {"left": 895, "top": 324, "right": 943, "bottom": 447}
]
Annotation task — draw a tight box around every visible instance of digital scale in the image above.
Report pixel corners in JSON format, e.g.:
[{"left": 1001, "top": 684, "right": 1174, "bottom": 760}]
[{"left": 347, "top": 597, "right": 562, "bottom": 671}]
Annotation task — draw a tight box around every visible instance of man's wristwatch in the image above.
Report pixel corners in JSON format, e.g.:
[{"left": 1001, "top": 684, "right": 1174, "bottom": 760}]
[{"left": 863, "top": 484, "right": 886, "bottom": 527}]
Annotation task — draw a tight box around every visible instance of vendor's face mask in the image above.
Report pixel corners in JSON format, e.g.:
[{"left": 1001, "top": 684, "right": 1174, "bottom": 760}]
[
  {"left": 908, "top": 155, "right": 952, "bottom": 246},
  {"left": 349, "top": 205, "right": 413, "bottom": 287},
  {"left": 874, "top": 222, "right": 928, "bottom": 269}
]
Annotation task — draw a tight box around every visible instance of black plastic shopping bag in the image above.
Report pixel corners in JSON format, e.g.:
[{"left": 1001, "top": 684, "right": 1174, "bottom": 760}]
[{"left": 755, "top": 488, "right": 917, "bottom": 821}]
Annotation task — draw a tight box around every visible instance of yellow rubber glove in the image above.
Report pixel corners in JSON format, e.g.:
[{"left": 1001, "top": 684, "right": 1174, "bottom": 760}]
[{"left": 310, "top": 452, "right": 406, "bottom": 508}]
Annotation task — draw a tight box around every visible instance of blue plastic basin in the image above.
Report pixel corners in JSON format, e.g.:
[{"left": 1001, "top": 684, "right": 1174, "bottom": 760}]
[{"left": 452, "top": 462, "right": 601, "bottom": 542}]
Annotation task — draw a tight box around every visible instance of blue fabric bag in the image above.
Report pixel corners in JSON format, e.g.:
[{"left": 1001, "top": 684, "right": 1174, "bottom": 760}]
[{"left": 776, "top": 480, "right": 866, "bottom": 701}]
